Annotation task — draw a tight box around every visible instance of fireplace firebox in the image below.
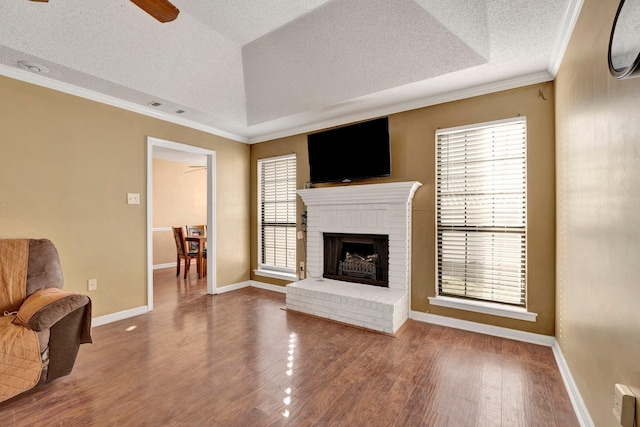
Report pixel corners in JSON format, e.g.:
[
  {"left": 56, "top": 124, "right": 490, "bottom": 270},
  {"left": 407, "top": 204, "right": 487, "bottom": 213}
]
[{"left": 323, "top": 233, "right": 389, "bottom": 287}]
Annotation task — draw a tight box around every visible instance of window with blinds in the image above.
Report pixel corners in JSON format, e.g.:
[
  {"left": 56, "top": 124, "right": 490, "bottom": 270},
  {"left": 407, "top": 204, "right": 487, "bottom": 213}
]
[
  {"left": 436, "top": 117, "right": 527, "bottom": 307},
  {"left": 258, "top": 154, "right": 297, "bottom": 273}
]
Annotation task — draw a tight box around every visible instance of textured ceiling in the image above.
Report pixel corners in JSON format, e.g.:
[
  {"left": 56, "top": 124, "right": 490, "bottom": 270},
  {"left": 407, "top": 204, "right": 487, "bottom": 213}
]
[{"left": 0, "top": 0, "right": 578, "bottom": 143}]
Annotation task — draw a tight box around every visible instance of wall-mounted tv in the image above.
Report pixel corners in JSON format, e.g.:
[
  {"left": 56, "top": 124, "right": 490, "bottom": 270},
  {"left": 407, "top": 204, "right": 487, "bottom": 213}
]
[{"left": 307, "top": 117, "right": 391, "bottom": 184}]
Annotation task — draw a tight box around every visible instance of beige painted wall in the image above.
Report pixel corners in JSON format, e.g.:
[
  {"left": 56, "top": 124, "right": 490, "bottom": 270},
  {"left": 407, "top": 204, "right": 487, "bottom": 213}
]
[
  {"left": 250, "top": 83, "right": 556, "bottom": 335},
  {"left": 250, "top": 137, "right": 309, "bottom": 287},
  {"left": 555, "top": 0, "right": 640, "bottom": 425},
  {"left": 0, "top": 76, "right": 250, "bottom": 317},
  {"left": 152, "top": 158, "right": 207, "bottom": 266}
]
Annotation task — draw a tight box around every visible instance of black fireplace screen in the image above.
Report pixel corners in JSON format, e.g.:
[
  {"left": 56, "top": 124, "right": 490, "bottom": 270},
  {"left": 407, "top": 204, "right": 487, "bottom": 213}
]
[{"left": 323, "top": 233, "right": 389, "bottom": 287}]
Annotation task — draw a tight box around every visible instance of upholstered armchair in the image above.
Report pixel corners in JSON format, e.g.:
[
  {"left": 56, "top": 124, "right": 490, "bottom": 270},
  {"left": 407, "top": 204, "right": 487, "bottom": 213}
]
[{"left": 0, "top": 239, "right": 92, "bottom": 403}]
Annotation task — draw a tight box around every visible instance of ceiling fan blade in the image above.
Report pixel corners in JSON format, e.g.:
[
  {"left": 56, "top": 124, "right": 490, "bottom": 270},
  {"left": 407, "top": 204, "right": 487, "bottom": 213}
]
[
  {"left": 130, "top": 0, "right": 179, "bottom": 23},
  {"left": 29, "top": 0, "right": 179, "bottom": 23}
]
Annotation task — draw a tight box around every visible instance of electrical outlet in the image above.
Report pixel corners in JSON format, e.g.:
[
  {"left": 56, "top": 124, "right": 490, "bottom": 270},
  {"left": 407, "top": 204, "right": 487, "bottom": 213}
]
[
  {"left": 299, "top": 261, "right": 305, "bottom": 280},
  {"left": 613, "top": 384, "right": 635, "bottom": 427},
  {"left": 87, "top": 278, "right": 98, "bottom": 291},
  {"left": 127, "top": 193, "right": 140, "bottom": 205}
]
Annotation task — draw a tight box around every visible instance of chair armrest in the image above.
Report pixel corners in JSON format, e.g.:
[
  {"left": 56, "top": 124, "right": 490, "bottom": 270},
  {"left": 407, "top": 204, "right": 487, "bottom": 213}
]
[{"left": 13, "top": 288, "right": 90, "bottom": 334}]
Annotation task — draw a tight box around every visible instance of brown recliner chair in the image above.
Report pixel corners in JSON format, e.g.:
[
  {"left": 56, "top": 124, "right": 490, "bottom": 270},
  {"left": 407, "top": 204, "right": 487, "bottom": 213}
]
[{"left": 0, "top": 239, "right": 92, "bottom": 403}]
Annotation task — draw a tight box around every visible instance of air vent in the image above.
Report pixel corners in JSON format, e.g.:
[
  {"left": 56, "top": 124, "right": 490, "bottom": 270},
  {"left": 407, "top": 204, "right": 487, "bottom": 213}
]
[
  {"left": 148, "top": 101, "right": 162, "bottom": 107},
  {"left": 175, "top": 109, "right": 185, "bottom": 114}
]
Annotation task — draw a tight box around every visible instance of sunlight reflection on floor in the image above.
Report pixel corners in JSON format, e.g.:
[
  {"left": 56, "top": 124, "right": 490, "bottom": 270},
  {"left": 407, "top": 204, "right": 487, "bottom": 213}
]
[{"left": 283, "top": 332, "right": 296, "bottom": 418}]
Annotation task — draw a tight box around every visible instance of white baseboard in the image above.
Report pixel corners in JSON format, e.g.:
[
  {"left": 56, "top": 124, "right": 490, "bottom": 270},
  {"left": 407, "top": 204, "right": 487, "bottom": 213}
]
[
  {"left": 250, "top": 280, "right": 286, "bottom": 294},
  {"left": 92, "top": 306, "right": 149, "bottom": 327},
  {"left": 153, "top": 262, "right": 177, "bottom": 270},
  {"left": 215, "top": 280, "right": 252, "bottom": 294},
  {"left": 215, "top": 279, "right": 287, "bottom": 294},
  {"left": 410, "top": 311, "right": 554, "bottom": 346},
  {"left": 552, "top": 340, "right": 595, "bottom": 427}
]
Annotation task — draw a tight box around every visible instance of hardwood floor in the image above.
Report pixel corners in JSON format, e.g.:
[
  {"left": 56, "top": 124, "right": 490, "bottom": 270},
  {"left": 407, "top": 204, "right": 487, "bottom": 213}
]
[{"left": 0, "top": 268, "right": 579, "bottom": 426}]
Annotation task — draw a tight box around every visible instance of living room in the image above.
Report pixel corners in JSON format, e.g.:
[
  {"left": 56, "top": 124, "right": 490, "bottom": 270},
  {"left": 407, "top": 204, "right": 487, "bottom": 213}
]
[{"left": 1, "top": 0, "right": 638, "bottom": 426}]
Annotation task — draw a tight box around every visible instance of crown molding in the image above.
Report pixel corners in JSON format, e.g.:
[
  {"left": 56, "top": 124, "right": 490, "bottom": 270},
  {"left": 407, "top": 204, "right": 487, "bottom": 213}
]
[
  {"left": 247, "top": 71, "right": 553, "bottom": 143},
  {"left": 0, "top": 64, "right": 249, "bottom": 144},
  {"left": 1, "top": 61, "right": 557, "bottom": 145},
  {"left": 548, "top": 0, "right": 585, "bottom": 77}
]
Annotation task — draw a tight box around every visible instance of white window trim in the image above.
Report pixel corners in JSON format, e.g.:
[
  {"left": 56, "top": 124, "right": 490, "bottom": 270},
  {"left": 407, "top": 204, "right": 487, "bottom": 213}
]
[
  {"left": 428, "top": 296, "right": 537, "bottom": 322},
  {"left": 257, "top": 153, "right": 297, "bottom": 276},
  {"left": 253, "top": 269, "right": 298, "bottom": 282},
  {"left": 435, "top": 116, "right": 528, "bottom": 309}
]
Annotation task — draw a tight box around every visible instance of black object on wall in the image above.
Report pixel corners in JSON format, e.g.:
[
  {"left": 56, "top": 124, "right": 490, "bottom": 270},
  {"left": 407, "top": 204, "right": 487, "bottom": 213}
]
[
  {"left": 307, "top": 117, "right": 391, "bottom": 183},
  {"left": 609, "top": 0, "right": 640, "bottom": 79}
]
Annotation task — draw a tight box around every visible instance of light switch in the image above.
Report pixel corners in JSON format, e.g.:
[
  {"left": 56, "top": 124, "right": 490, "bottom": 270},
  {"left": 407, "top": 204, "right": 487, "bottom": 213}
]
[
  {"left": 127, "top": 193, "right": 140, "bottom": 205},
  {"left": 613, "top": 384, "right": 635, "bottom": 427}
]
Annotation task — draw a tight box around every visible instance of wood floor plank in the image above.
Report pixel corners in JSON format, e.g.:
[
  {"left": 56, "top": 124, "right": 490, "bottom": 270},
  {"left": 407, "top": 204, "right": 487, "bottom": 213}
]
[{"left": 0, "top": 268, "right": 579, "bottom": 426}]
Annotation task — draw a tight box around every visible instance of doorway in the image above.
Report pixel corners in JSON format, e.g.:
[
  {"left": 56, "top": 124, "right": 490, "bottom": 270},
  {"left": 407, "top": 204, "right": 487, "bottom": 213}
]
[{"left": 146, "top": 137, "right": 217, "bottom": 312}]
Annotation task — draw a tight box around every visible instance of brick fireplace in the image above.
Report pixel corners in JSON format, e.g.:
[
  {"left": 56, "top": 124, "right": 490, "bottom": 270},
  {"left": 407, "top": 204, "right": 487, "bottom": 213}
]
[{"left": 286, "top": 181, "right": 421, "bottom": 333}]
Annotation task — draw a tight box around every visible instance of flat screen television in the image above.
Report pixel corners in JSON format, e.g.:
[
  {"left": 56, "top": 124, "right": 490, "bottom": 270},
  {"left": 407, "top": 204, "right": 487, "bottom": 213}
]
[{"left": 307, "top": 117, "right": 391, "bottom": 184}]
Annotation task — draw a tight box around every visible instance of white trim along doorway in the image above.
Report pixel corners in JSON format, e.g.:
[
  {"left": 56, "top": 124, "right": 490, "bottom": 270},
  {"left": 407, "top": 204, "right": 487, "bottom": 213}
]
[{"left": 146, "top": 137, "right": 217, "bottom": 311}]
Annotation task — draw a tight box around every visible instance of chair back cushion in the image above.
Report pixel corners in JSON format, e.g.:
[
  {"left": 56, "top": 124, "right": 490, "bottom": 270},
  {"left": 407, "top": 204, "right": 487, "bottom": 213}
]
[
  {"left": 27, "top": 239, "right": 63, "bottom": 297},
  {"left": 186, "top": 225, "right": 205, "bottom": 252}
]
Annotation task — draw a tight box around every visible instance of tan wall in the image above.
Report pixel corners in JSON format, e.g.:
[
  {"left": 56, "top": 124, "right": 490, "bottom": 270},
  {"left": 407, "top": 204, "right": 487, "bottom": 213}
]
[
  {"left": 0, "top": 76, "right": 251, "bottom": 317},
  {"left": 250, "top": 83, "right": 556, "bottom": 335},
  {"left": 250, "top": 137, "right": 309, "bottom": 287},
  {"left": 555, "top": 0, "right": 640, "bottom": 425},
  {"left": 152, "top": 158, "right": 207, "bottom": 266}
]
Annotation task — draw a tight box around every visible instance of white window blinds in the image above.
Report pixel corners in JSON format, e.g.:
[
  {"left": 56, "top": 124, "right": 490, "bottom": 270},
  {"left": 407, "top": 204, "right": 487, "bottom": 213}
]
[
  {"left": 436, "top": 117, "right": 527, "bottom": 307},
  {"left": 258, "top": 154, "right": 297, "bottom": 273}
]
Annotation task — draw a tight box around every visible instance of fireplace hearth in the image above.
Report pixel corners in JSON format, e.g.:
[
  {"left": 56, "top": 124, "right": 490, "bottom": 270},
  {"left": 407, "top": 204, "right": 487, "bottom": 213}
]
[{"left": 323, "top": 233, "right": 389, "bottom": 287}]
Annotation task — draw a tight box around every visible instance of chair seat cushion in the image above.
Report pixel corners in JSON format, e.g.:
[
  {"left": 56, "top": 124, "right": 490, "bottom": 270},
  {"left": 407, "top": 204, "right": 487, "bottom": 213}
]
[{"left": 0, "top": 315, "right": 41, "bottom": 402}]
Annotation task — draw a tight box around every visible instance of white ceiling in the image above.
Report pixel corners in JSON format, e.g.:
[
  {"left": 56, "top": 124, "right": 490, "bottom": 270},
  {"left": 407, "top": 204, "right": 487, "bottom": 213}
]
[{"left": 0, "top": 0, "right": 581, "bottom": 143}]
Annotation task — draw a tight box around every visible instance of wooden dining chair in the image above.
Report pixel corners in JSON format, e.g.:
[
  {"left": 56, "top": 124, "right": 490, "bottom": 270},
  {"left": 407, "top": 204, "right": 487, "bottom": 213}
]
[
  {"left": 186, "top": 225, "right": 206, "bottom": 250},
  {"left": 172, "top": 226, "right": 200, "bottom": 279},
  {"left": 186, "top": 225, "right": 207, "bottom": 277}
]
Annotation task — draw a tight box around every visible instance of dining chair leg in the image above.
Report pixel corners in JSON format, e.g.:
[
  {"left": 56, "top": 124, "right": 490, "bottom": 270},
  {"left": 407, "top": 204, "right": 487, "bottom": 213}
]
[
  {"left": 196, "top": 256, "right": 201, "bottom": 279},
  {"left": 176, "top": 255, "right": 181, "bottom": 276},
  {"left": 183, "top": 258, "right": 189, "bottom": 279}
]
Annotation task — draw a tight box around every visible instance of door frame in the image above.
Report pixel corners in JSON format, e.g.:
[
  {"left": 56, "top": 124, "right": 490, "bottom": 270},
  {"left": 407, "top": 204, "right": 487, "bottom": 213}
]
[{"left": 146, "top": 137, "right": 217, "bottom": 311}]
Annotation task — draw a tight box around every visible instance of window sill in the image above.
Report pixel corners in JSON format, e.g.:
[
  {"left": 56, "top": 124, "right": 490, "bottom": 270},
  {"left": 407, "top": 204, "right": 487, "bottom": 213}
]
[
  {"left": 428, "top": 296, "right": 537, "bottom": 322},
  {"left": 254, "top": 269, "right": 298, "bottom": 282}
]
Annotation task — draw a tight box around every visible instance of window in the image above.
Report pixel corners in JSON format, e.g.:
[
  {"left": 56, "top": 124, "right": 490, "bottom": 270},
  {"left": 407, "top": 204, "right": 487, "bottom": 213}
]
[
  {"left": 436, "top": 117, "right": 526, "bottom": 307},
  {"left": 258, "top": 154, "right": 297, "bottom": 275}
]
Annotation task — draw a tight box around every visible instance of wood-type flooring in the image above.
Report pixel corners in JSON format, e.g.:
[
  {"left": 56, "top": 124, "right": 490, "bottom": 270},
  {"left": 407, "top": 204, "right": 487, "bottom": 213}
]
[{"left": 0, "top": 268, "right": 579, "bottom": 426}]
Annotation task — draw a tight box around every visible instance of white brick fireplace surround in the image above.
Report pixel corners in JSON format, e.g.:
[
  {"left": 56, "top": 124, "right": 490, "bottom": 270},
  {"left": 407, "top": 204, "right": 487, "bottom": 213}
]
[{"left": 286, "top": 181, "right": 422, "bottom": 334}]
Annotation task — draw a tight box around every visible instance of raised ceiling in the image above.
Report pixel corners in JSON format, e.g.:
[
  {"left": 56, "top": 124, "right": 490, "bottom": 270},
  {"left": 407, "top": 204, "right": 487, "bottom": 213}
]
[{"left": 0, "top": 0, "right": 580, "bottom": 143}]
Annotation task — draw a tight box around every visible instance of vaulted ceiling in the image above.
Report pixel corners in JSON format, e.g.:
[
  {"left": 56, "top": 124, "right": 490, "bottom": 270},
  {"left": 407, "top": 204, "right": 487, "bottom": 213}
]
[{"left": 0, "top": 0, "right": 580, "bottom": 143}]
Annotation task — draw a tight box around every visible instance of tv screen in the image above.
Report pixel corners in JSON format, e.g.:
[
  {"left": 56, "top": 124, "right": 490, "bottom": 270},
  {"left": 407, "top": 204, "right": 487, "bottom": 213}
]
[{"left": 307, "top": 117, "right": 391, "bottom": 183}]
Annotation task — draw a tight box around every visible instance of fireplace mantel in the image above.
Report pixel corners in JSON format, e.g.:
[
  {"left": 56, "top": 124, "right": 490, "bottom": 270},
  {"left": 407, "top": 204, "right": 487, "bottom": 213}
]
[
  {"left": 298, "top": 181, "right": 422, "bottom": 206},
  {"left": 287, "top": 181, "right": 422, "bottom": 334}
]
